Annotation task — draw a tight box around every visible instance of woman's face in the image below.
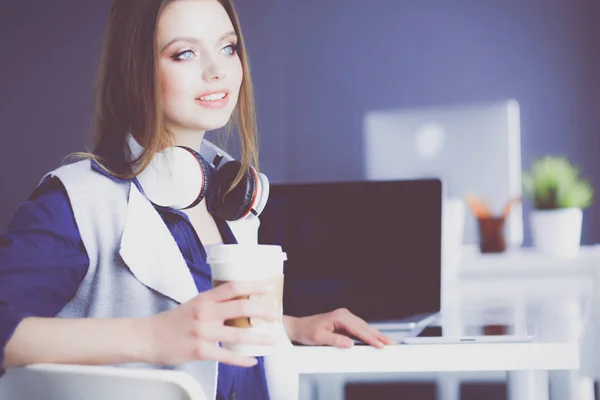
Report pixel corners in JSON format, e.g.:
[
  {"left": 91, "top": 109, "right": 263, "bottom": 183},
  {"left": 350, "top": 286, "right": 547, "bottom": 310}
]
[{"left": 157, "top": 0, "right": 242, "bottom": 138}]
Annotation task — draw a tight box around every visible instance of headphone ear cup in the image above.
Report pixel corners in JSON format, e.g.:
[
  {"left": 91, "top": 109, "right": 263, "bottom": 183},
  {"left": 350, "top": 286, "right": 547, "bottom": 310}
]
[
  {"left": 178, "top": 147, "right": 211, "bottom": 210},
  {"left": 253, "top": 172, "right": 270, "bottom": 216},
  {"left": 210, "top": 161, "right": 258, "bottom": 221},
  {"left": 136, "top": 146, "right": 210, "bottom": 210}
]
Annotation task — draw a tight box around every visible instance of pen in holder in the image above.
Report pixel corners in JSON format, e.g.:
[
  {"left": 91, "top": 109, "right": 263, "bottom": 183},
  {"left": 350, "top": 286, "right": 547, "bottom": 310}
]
[{"left": 467, "top": 195, "right": 521, "bottom": 254}]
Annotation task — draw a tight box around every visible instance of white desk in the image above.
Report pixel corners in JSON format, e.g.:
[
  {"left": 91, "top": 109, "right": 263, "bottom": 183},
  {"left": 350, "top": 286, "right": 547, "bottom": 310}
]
[
  {"left": 293, "top": 335, "right": 578, "bottom": 400},
  {"left": 293, "top": 340, "right": 578, "bottom": 374},
  {"left": 294, "top": 245, "right": 600, "bottom": 400}
]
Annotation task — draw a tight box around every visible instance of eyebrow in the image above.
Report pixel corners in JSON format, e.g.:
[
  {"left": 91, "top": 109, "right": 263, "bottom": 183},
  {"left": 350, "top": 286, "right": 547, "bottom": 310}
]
[{"left": 160, "top": 30, "right": 237, "bottom": 52}]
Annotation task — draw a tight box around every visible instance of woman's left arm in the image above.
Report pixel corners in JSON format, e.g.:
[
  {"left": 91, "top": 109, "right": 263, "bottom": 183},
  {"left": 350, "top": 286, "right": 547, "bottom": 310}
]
[{"left": 283, "top": 309, "right": 395, "bottom": 348}]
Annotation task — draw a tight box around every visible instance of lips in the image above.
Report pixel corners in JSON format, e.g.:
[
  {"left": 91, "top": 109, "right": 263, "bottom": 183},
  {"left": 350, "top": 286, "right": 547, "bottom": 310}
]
[{"left": 195, "top": 89, "right": 230, "bottom": 109}]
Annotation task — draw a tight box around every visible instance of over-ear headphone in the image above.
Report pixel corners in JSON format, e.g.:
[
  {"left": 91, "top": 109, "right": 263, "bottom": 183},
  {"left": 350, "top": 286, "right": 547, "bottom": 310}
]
[{"left": 126, "top": 134, "right": 269, "bottom": 221}]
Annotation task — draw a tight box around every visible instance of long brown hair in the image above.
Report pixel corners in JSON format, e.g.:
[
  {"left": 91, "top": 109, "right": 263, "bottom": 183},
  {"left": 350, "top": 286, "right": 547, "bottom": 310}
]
[{"left": 82, "top": 0, "right": 258, "bottom": 196}]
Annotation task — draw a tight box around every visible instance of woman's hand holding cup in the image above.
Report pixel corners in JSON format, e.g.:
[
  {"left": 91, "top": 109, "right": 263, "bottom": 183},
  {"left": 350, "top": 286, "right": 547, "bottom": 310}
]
[{"left": 144, "top": 280, "right": 280, "bottom": 367}]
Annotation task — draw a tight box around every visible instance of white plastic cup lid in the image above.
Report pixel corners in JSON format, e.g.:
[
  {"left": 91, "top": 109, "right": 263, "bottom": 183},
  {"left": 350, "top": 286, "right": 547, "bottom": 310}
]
[
  {"left": 207, "top": 244, "right": 287, "bottom": 280},
  {"left": 206, "top": 244, "right": 287, "bottom": 263}
]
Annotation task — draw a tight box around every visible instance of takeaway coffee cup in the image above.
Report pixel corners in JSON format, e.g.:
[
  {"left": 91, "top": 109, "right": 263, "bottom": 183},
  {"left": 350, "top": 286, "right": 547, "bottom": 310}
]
[{"left": 207, "top": 244, "right": 287, "bottom": 356}]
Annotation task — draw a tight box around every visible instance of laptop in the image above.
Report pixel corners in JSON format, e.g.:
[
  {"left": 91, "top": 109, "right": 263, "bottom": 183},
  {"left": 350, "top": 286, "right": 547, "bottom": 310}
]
[
  {"left": 363, "top": 99, "right": 523, "bottom": 246},
  {"left": 257, "top": 179, "right": 443, "bottom": 338}
]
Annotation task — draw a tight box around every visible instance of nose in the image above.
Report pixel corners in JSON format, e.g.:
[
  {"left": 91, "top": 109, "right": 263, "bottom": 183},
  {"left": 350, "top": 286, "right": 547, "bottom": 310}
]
[{"left": 202, "top": 58, "right": 227, "bottom": 82}]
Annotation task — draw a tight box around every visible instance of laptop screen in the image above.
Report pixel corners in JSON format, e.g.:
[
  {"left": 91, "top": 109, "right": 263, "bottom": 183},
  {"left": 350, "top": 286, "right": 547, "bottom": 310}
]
[{"left": 257, "top": 179, "right": 443, "bottom": 323}]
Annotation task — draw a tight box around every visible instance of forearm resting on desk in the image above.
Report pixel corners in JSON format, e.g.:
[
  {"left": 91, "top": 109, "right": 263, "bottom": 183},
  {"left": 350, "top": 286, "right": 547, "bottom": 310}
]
[{"left": 3, "top": 316, "right": 149, "bottom": 369}]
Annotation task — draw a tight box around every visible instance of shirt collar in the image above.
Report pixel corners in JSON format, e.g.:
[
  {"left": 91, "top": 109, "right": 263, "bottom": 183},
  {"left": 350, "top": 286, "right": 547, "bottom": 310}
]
[{"left": 90, "top": 158, "right": 132, "bottom": 183}]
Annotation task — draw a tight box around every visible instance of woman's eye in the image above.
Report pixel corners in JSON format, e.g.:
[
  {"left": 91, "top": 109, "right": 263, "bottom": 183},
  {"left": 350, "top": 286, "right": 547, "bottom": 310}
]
[
  {"left": 221, "top": 44, "right": 238, "bottom": 55},
  {"left": 172, "top": 50, "right": 195, "bottom": 61}
]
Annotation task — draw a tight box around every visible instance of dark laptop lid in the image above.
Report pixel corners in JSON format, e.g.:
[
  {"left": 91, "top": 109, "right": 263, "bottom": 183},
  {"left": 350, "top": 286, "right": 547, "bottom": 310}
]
[{"left": 258, "top": 179, "right": 443, "bottom": 323}]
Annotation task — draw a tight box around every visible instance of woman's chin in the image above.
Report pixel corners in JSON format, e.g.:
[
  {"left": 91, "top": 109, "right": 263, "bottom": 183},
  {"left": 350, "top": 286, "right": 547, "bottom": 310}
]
[
  {"left": 165, "top": 112, "right": 234, "bottom": 135},
  {"left": 192, "top": 115, "right": 233, "bottom": 132}
]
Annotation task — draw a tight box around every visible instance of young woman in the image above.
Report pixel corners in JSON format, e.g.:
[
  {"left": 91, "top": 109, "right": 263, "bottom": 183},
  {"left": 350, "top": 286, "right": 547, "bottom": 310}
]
[{"left": 0, "top": 1, "right": 393, "bottom": 398}]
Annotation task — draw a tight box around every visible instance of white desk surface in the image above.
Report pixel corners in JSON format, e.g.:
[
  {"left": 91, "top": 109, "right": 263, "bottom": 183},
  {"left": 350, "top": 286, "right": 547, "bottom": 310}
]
[
  {"left": 291, "top": 340, "right": 578, "bottom": 374},
  {"left": 288, "top": 246, "right": 598, "bottom": 377},
  {"left": 293, "top": 246, "right": 598, "bottom": 400}
]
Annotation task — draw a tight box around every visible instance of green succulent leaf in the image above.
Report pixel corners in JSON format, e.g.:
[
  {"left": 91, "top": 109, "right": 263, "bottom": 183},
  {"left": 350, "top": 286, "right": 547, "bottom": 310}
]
[{"left": 522, "top": 156, "right": 594, "bottom": 210}]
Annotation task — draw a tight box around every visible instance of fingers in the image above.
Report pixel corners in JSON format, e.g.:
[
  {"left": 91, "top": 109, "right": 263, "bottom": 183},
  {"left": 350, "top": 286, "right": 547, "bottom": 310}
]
[
  {"left": 336, "top": 310, "right": 388, "bottom": 349},
  {"left": 376, "top": 331, "right": 397, "bottom": 345},
  {"left": 200, "top": 343, "right": 259, "bottom": 368},
  {"left": 205, "top": 281, "right": 274, "bottom": 303},
  {"left": 215, "top": 298, "right": 280, "bottom": 322},
  {"left": 343, "top": 324, "right": 385, "bottom": 348},
  {"left": 195, "top": 325, "right": 278, "bottom": 346},
  {"left": 317, "top": 331, "right": 354, "bottom": 349},
  {"left": 362, "top": 322, "right": 396, "bottom": 346}
]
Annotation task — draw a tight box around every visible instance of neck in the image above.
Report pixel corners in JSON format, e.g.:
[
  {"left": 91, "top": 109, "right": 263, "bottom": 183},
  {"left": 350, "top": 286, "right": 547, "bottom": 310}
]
[{"left": 171, "top": 127, "right": 206, "bottom": 151}]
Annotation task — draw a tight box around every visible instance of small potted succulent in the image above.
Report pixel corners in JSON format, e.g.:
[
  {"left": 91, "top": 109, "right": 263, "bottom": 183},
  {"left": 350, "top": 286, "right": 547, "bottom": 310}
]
[{"left": 522, "top": 156, "right": 594, "bottom": 257}]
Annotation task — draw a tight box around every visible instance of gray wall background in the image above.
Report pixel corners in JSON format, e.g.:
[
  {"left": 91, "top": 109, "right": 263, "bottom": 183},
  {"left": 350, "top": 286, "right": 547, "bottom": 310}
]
[{"left": 1, "top": 0, "right": 599, "bottom": 244}]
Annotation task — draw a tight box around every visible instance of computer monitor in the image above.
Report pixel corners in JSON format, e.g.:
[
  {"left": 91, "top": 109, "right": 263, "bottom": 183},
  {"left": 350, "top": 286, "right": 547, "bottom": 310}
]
[
  {"left": 257, "top": 179, "right": 442, "bottom": 326},
  {"left": 363, "top": 99, "right": 523, "bottom": 246}
]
